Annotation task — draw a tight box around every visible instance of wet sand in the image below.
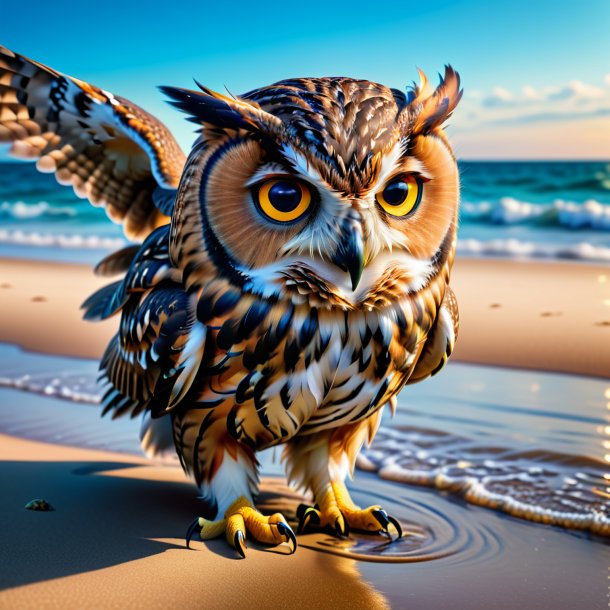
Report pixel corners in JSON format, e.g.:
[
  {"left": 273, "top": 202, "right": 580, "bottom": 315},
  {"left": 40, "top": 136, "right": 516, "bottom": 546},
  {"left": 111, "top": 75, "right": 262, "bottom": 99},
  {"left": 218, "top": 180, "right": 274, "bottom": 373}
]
[{"left": 1, "top": 256, "right": 609, "bottom": 377}]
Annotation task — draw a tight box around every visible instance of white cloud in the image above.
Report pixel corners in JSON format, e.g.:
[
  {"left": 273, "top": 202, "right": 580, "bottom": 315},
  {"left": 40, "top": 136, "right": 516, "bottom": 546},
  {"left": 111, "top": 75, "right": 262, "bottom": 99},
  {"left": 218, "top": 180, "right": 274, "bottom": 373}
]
[
  {"left": 521, "top": 85, "right": 541, "bottom": 100},
  {"left": 457, "top": 74, "right": 610, "bottom": 128},
  {"left": 546, "top": 80, "right": 605, "bottom": 101}
]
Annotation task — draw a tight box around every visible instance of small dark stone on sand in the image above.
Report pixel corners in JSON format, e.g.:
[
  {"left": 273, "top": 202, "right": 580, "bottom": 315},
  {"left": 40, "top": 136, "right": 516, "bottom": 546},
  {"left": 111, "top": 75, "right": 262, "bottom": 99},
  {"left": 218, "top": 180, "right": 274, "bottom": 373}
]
[
  {"left": 540, "top": 311, "right": 562, "bottom": 317},
  {"left": 31, "top": 296, "right": 47, "bottom": 302},
  {"left": 489, "top": 303, "right": 502, "bottom": 309},
  {"left": 594, "top": 321, "right": 610, "bottom": 327},
  {"left": 24, "top": 498, "right": 54, "bottom": 511},
  {"left": 0, "top": 283, "right": 11, "bottom": 288}
]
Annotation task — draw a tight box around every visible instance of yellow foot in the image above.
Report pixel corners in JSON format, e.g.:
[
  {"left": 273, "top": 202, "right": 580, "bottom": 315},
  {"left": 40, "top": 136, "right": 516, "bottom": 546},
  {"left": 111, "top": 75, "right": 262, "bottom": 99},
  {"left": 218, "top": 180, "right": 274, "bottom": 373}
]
[
  {"left": 186, "top": 496, "right": 297, "bottom": 558},
  {"left": 297, "top": 481, "right": 402, "bottom": 539}
]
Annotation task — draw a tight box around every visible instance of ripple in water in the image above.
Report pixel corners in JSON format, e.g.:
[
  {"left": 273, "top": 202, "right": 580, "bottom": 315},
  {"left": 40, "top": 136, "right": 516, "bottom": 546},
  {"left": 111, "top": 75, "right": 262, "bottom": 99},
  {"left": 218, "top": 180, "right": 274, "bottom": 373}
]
[{"left": 298, "top": 493, "right": 504, "bottom": 565}]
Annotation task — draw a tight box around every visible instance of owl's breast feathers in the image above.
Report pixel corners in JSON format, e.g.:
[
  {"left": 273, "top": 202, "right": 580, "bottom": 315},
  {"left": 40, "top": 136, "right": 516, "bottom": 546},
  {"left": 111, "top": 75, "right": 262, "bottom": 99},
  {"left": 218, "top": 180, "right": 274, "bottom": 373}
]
[{"left": 85, "top": 224, "right": 457, "bottom": 453}]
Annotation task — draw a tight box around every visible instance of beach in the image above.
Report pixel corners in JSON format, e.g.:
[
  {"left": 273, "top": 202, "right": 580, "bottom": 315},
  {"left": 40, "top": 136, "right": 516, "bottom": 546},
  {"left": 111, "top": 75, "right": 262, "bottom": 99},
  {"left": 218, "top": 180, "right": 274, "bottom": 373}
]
[
  {"left": 0, "top": 255, "right": 609, "bottom": 609},
  {"left": 1, "top": 5, "right": 610, "bottom": 603},
  {"left": 1, "top": 256, "right": 608, "bottom": 376}
]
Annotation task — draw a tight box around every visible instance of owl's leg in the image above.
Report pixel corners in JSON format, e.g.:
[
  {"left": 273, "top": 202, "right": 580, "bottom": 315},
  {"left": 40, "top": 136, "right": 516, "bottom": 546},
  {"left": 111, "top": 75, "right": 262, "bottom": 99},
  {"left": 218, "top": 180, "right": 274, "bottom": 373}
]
[
  {"left": 284, "top": 410, "right": 402, "bottom": 539},
  {"left": 176, "top": 410, "right": 296, "bottom": 557}
]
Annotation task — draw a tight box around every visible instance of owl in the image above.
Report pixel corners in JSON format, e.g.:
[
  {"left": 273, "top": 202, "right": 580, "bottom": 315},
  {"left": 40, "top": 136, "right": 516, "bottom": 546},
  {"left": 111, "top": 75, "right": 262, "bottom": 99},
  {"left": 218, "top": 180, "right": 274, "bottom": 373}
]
[{"left": 0, "top": 45, "right": 461, "bottom": 557}]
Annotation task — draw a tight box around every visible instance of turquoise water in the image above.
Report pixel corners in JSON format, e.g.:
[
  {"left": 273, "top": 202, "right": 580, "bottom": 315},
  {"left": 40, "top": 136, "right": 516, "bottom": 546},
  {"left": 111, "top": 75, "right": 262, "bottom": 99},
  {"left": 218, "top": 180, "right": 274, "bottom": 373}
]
[{"left": 1, "top": 160, "right": 610, "bottom": 262}]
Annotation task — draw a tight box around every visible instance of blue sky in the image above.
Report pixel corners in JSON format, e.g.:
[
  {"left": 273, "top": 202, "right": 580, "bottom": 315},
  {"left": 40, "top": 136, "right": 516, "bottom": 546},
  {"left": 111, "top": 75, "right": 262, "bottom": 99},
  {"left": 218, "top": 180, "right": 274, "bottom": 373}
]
[{"left": 2, "top": 0, "right": 610, "bottom": 158}]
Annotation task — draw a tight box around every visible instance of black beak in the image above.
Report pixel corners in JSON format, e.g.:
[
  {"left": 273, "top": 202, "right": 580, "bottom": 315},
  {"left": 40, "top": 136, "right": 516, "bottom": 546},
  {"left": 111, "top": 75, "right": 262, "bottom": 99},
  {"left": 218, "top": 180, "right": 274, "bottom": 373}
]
[{"left": 332, "top": 210, "right": 365, "bottom": 291}]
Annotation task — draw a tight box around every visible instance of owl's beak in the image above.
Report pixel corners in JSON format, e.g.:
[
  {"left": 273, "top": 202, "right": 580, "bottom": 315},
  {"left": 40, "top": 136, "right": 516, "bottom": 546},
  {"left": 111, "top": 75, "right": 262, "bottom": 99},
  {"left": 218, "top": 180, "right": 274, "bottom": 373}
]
[{"left": 331, "top": 210, "right": 365, "bottom": 291}]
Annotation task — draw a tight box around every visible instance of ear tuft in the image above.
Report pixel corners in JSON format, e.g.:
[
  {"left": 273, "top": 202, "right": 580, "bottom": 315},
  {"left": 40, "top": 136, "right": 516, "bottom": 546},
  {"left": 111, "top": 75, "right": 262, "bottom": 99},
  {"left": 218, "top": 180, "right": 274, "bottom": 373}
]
[
  {"left": 408, "top": 66, "right": 463, "bottom": 134},
  {"left": 160, "top": 84, "right": 283, "bottom": 135}
]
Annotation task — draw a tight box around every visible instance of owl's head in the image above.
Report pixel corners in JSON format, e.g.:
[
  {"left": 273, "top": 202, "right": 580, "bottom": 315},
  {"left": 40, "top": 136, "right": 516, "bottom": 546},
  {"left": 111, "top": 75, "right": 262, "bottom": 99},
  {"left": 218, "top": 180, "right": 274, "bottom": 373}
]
[{"left": 164, "top": 68, "right": 462, "bottom": 310}]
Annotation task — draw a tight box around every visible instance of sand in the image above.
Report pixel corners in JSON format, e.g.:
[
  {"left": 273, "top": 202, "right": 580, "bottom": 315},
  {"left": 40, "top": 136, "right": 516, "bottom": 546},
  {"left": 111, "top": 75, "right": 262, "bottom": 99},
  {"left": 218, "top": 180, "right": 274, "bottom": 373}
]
[
  {"left": 1, "top": 432, "right": 607, "bottom": 610},
  {"left": 0, "top": 434, "right": 390, "bottom": 610},
  {"left": 0, "top": 256, "right": 608, "bottom": 377}
]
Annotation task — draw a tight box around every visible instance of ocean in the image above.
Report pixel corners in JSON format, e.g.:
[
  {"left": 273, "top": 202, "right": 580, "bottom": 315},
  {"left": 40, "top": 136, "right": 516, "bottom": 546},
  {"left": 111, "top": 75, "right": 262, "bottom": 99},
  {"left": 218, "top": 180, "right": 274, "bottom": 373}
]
[{"left": 1, "top": 159, "right": 609, "bottom": 264}]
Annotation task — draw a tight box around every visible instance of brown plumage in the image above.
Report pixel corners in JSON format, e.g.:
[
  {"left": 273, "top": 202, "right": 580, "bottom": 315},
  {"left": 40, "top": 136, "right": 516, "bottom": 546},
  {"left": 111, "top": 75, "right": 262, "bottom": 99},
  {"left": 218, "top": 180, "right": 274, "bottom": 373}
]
[{"left": 0, "top": 45, "right": 462, "bottom": 556}]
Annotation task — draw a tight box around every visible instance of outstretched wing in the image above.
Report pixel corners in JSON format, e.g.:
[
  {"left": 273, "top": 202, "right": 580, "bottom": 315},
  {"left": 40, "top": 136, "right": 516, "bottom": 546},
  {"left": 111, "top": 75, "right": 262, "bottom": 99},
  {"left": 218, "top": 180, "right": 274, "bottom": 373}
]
[{"left": 0, "top": 45, "right": 186, "bottom": 240}]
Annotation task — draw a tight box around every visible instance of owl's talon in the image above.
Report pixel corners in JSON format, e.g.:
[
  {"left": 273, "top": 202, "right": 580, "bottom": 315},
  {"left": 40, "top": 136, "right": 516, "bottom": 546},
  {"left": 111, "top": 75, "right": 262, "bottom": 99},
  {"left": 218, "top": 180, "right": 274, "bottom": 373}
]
[
  {"left": 304, "top": 482, "right": 405, "bottom": 541},
  {"left": 297, "top": 506, "right": 321, "bottom": 534},
  {"left": 185, "top": 517, "right": 202, "bottom": 549},
  {"left": 335, "top": 517, "right": 349, "bottom": 538},
  {"left": 372, "top": 508, "right": 390, "bottom": 530},
  {"left": 371, "top": 508, "right": 402, "bottom": 539},
  {"left": 275, "top": 521, "right": 297, "bottom": 553},
  {"left": 234, "top": 530, "right": 247, "bottom": 558},
  {"left": 185, "top": 497, "right": 294, "bottom": 557},
  {"left": 387, "top": 514, "right": 403, "bottom": 540}
]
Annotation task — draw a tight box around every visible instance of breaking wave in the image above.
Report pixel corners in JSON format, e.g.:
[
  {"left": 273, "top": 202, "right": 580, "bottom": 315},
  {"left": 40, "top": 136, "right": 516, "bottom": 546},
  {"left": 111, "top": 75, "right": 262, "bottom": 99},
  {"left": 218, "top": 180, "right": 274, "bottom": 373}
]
[
  {"left": 461, "top": 197, "right": 610, "bottom": 230},
  {"left": 357, "top": 427, "right": 610, "bottom": 537},
  {"left": 0, "top": 229, "right": 127, "bottom": 250},
  {"left": 457, "top": 238, "right": 610, "bottom": 262},
  {"left": 0, "top": 200, "right": 77, "bottom": 219}
]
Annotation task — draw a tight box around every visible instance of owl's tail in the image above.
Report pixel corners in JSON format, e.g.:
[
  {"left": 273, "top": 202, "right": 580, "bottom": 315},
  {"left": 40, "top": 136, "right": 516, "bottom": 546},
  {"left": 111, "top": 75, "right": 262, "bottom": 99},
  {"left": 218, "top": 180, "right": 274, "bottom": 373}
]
[{"left": 139, "top": 411, "right": 175, "bottom": 458}]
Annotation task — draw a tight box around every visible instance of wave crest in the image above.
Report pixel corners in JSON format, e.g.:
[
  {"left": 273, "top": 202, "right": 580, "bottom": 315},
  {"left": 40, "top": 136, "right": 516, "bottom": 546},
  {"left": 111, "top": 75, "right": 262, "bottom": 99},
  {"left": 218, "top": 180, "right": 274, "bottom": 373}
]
[
  {"left": 461, "top": 197, "right": 610, "bottom": 230},
  {"left": 0, "top": 200, "right": 77, "bottom": 219},
  {"left": 0, "top": 229, "right": 126, "bottom": 249},
  {"left": 457, "top": 238, "right": 610, "bottom": 262}
]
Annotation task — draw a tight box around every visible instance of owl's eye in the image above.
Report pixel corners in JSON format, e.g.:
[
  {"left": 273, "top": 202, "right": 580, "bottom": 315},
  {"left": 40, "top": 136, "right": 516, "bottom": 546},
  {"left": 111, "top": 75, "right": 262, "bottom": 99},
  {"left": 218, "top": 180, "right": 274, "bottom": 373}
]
[
  {"left": 376, "top": 175, "right": 423, "bottom": 217},
  {"left": 254, "top": 179, "right": 312, "bottom": 223}
]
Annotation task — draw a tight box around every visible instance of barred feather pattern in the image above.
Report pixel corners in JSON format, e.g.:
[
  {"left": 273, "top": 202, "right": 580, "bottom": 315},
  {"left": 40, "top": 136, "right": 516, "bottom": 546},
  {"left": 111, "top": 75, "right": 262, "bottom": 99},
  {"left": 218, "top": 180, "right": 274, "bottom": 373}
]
[
  {"left": 89, "top": 224, "right": 457, "bottom": 486},
  {"left": 80, "top": 69, "right": 462, "bottom": 506},
  {"left": 0, "top": 43, "right": 465, "bottom": 525},
  {"left": 0, "top": 45, "right": 185, "bottom": 239},
  {"left": 174, "top": 256, "right": 456, "bottom": 488}
]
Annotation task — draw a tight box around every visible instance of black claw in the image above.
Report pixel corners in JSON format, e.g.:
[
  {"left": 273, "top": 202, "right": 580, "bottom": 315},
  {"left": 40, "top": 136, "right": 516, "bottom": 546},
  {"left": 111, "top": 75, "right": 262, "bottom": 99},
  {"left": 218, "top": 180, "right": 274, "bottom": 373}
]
[
  {"left": 296, "top": 503, "right": 309, "bottom": 520},
  {"left": 371, "top": 509, "right": 390, "bottom": 531},
  {"left": 334, "top": 517, "right": 350, "bottom": 538},
  {"left": 276, "top": 521, "right": 298, "bottom": 554},
  {"left": 185, "top": 517, "right": 201, "bottom": 549},
  {"left": 297, "top": 507, "right": 320, "bottom": 534},
  {"left": 234, "top": 530, "right": 247, "bottom": 558},
  {"left": 297, "top": 513, "right": 310, "bottom": 535},
  {"left": 387, "top": 515, "right": 403, "bottom": 539}
]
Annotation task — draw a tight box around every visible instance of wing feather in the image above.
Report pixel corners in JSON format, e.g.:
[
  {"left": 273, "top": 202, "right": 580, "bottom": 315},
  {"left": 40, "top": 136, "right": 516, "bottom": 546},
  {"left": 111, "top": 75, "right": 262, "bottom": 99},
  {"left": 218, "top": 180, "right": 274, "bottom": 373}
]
[
  {"left": 0, "top": 45, "right": 186, "bottom": 240},
  {"left": 408, "top": 286, "right": 459, "bottom": 384}
]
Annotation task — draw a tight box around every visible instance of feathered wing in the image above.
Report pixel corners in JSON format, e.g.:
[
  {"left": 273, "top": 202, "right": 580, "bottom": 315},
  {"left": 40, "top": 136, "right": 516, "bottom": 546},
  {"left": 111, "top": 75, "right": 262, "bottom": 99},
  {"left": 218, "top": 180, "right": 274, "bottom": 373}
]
[
  {"left": 0, "top": 45, "right": 186, "bottom": 240},
  {"left": 81, "top": 225, "right": 195, "bottom": 419},
  {"left": 408, "top": 286, "right": 459, "bottom": 384}
]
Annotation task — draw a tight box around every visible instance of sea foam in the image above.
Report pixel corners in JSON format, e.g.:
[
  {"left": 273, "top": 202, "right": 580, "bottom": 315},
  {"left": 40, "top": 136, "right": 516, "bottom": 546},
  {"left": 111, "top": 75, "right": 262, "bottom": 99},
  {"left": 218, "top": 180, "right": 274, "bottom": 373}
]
[
  {"left": 457, "top": 238, "right": 610, "bottom": 262},
  {"left": 0, "top": 229, "right": 126, "bottom": 250},
  {"left": 461, "top": 197, "right": 610, "bottom": 230},
  {"left": 0, "top": 200, "right": 77, "bottom": 219}
]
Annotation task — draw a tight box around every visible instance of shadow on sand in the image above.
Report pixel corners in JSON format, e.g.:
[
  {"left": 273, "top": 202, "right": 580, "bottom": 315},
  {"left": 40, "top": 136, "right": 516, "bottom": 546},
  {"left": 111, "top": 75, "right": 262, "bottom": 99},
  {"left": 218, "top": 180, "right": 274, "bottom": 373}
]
[{"left": 0, "top": 458, "right": 243, "bottom": 589}]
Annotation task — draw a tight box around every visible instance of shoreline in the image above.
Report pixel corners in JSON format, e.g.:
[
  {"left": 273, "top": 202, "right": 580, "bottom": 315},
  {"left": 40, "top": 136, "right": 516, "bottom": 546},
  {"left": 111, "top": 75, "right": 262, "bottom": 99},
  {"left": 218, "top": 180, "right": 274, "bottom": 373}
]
[
  {"left": 0, "top": 432, "right": 607, "bottom": 610},
  {"left": 0, "top": 255, "right": 609, "bottom": 378}
]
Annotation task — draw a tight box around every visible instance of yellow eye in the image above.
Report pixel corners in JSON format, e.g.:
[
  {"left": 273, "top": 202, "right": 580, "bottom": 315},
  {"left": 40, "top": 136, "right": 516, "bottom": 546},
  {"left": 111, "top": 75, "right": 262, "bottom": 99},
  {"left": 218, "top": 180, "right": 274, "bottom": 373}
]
[
  {"left": 254, "top": 179, "right": 312, "bottom": 223},
  {"left": 376, "top": 174, "right": 423, "bottom": 217}
]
